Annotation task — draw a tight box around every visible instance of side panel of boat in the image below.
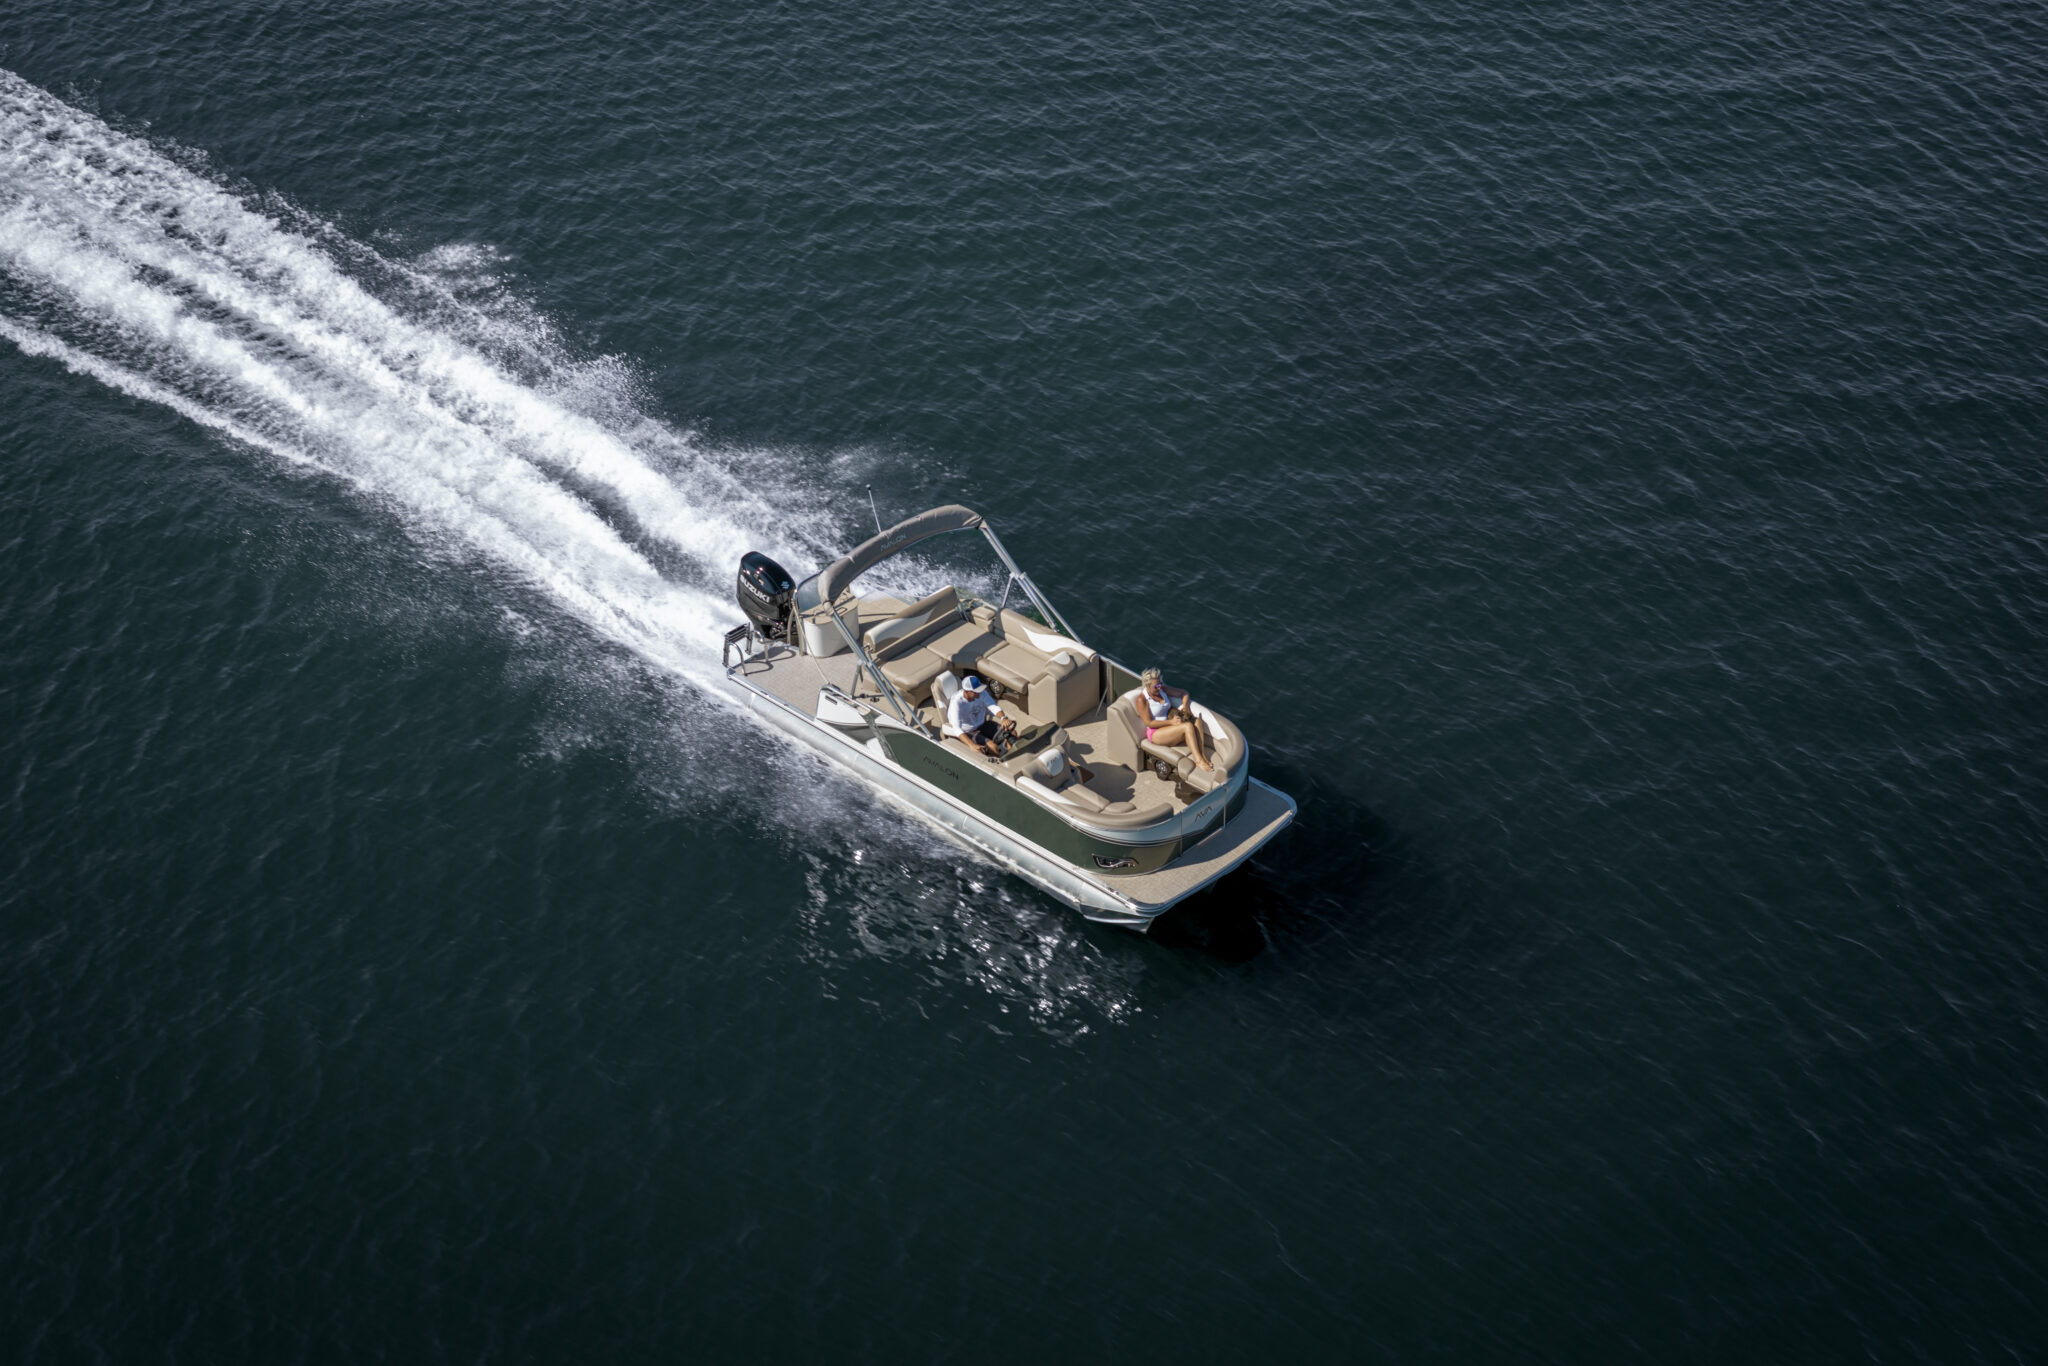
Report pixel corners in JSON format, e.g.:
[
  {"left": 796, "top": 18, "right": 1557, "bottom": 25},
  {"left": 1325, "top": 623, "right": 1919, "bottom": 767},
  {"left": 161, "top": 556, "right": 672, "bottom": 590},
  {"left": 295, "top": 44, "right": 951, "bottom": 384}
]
[
  {"left": 736, "top": 687, "right": 1158, "bottom": 926},
  {"left": 876, "top": 730, "right": 1186, "bottom": 877}
]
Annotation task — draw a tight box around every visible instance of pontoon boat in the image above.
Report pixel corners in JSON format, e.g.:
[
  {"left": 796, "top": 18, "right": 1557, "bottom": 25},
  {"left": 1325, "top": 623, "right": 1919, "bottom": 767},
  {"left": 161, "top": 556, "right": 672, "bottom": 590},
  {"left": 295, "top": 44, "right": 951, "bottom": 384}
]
[{"left": 722, "top": 506, "right": 1296, "bottom": 930}]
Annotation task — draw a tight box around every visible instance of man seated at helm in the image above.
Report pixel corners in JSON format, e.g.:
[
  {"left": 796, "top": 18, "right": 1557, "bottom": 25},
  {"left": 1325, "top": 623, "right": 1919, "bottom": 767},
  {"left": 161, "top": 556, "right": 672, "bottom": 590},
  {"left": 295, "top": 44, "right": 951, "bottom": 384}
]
[{"left": 947, "top": 674, "right": 1017, "bottom": 759}]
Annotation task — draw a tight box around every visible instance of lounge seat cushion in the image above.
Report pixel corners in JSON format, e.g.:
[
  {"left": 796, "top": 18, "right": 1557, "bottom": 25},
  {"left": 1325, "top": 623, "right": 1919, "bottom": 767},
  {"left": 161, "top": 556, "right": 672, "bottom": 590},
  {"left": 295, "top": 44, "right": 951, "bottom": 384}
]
[
  {"left": 869, "top": 597, "right": 1105, "bottom": 726},
  {"left": 1017, "top": 772, "right": 1110, "bottom": 812},
  {"left": 928, "top": 620, "right": 1001, "bottom": 667},
  {"left": 873, "top": 606, "right": 963, "bottom": 664},
  {"left": 879, "top": 647, "right": 950, "bottom": 702},
  {"left": 870, "top": 602, "right": 988, "bottom": 704},
  {"left": 975, "top": 640, "right": 1042, "bottom": 693},
  {"left": 1014, "top": 771, "right": 1136, "bottom": 815},
  {"left": 863, "top": 587, "right": 960, "bottom": 654},
  {"left": 1142, "top": 742, "right": 1196, "bottom": 775},
  {"left": 1109, "top": 688, "right": 1244, "bottom": 780},
  {"left": 1106, "top": 690, "right": 1147, "bottom": 769}
]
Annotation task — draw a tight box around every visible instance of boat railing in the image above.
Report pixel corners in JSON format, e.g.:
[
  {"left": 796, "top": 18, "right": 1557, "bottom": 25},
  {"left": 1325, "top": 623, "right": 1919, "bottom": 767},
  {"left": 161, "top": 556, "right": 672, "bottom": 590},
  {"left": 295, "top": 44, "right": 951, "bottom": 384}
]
[
  {"left": 979, "top": 524, "right": 1078, "bottom": 642},
  {"left": 826, "top": 598, "right": 935, "bottom": 738},
  {"left": 721, "top": 623, "right": 758, "bottom": 671}
]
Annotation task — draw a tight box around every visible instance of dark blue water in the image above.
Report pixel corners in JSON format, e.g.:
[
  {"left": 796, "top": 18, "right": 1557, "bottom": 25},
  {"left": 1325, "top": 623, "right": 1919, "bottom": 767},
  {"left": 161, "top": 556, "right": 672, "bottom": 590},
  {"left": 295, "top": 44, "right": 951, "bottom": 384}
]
[{"left": 3, "top": 2, "right": 2045, "bottom": 1359}]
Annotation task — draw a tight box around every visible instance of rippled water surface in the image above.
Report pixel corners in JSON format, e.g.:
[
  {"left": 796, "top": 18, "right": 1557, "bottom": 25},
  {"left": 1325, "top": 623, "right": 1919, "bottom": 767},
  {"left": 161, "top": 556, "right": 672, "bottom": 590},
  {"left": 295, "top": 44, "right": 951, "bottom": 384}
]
[{"left": 3, "top": 1, "right": 2045, "bottom": 1359}]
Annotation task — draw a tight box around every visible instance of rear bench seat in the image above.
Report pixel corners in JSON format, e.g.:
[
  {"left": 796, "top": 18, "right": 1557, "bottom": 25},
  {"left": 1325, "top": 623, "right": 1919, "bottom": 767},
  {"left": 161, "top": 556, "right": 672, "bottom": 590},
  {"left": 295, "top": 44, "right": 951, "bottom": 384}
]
[{"left": 861, "top": 589, "right": 1100, "bottom": 725}]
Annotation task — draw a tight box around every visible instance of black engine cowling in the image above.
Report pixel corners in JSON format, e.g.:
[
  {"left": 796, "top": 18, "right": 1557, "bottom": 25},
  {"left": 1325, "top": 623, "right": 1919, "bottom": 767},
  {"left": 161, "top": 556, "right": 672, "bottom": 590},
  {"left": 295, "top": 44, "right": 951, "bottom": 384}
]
[{"left": 737, "top": 551, "right": 797, "bottom": 641}]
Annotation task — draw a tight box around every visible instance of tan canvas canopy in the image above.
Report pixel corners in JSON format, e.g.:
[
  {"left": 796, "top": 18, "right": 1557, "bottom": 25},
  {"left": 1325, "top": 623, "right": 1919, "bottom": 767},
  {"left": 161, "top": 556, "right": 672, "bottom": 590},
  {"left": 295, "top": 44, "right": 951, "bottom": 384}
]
[{"left": 814, "top": 504, "right": 985, "bottom": 604}]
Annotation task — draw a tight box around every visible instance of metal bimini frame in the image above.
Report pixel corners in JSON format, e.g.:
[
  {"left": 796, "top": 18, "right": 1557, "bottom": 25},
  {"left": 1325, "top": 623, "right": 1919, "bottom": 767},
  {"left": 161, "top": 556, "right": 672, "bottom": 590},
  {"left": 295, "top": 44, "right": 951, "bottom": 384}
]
[
  {"left": 981, "top": 523, "right": 1079, "bottom": 643},
  {"left": 826, "top": 597, "right": 926, "bottom": 731},
  {"left": 815, "top": 506, "right": 1080, "bottom": 734}
]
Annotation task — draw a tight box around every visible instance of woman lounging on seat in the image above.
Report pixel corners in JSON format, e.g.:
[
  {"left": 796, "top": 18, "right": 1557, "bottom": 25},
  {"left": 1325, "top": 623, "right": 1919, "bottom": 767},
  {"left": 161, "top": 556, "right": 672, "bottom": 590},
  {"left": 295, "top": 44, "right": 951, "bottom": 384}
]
[{"left": 1135, "top": 667, "right": 1213, "bottom": 771}]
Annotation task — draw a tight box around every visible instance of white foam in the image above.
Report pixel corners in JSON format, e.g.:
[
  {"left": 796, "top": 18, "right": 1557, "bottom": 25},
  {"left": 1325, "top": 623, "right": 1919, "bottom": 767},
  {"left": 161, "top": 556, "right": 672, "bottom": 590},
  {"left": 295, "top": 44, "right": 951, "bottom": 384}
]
[
  {"left": 0, "top": 74, "right": 1166, "bottom": 1010},
  {"left": 0, "top": 68, "right": 840, "bottom": 698}
]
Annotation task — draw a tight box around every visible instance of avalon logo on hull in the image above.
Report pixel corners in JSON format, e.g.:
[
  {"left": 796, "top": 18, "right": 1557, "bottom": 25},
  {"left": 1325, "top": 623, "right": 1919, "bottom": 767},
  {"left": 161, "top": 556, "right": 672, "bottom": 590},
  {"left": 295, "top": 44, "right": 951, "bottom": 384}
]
[{"left": 1093, "top": 854, "right": 1139, "bottom": 870}]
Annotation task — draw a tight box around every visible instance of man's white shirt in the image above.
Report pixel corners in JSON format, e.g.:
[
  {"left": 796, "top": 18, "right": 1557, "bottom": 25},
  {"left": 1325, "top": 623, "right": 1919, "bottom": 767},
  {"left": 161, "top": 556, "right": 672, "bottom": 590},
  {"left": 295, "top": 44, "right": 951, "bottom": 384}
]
[{"left": 947, "top": 687, "right": 1002, "bottom": 734}]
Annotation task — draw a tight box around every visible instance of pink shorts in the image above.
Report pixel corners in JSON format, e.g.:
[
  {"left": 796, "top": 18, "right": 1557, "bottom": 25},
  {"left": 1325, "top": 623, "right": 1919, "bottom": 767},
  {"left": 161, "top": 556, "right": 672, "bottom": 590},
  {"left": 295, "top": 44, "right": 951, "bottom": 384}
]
[{"left": 1145, "top": 727, "right": 1159, "bottom": 741}]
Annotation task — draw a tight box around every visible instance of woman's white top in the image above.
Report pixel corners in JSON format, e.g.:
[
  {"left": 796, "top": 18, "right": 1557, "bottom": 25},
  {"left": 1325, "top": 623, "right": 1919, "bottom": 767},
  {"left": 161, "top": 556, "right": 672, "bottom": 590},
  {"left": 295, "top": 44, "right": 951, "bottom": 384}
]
[{"left": 1143, "top": 687, "right": 1174, "bottom": 722}]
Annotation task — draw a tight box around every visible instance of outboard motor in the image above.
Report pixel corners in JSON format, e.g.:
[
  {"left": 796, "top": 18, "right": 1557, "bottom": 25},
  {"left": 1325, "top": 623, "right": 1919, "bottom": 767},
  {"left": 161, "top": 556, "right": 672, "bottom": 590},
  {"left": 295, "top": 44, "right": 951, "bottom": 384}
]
[{"left": 737, "top": 551, "right": 797, "bottom": 643}]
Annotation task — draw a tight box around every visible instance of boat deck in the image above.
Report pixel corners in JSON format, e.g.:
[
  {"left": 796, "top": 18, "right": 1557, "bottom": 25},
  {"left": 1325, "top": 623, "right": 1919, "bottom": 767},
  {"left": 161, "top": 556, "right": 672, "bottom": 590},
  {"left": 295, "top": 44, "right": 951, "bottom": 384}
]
[
  {"left": 728, "top": 592, "right": 909, "bottom": 716},
  {"left": 1112, "top": 778, "right": 1296, "bottom": 910},
  {"left": 1043, "top": 709, "right": 1183, "bottom": 809},
  {"left": 728, "top": 641, "right": 863, "bottom": 716}
]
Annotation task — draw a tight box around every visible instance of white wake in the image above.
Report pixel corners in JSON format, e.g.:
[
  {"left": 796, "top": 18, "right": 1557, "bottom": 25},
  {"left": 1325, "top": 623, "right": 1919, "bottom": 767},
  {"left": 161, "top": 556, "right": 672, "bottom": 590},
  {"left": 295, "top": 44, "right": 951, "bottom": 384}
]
[{"left": 0, "top": 69, "right": 841, "bottom": 696}]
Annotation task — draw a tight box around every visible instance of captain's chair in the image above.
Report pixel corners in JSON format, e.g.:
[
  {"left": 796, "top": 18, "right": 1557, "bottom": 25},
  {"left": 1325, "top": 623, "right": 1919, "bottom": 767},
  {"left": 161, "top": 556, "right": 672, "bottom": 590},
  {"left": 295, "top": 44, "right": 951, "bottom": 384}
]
[{"left": 933, "top": 671, "right": 965, "bottom": 737}]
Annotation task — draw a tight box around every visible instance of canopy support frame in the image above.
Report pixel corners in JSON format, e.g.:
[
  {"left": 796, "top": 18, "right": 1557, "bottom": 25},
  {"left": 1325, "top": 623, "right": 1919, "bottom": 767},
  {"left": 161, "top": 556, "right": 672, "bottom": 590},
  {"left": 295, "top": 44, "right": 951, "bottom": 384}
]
[{"left": 806, "top": 504, "right": 1082, "bottom": 733}]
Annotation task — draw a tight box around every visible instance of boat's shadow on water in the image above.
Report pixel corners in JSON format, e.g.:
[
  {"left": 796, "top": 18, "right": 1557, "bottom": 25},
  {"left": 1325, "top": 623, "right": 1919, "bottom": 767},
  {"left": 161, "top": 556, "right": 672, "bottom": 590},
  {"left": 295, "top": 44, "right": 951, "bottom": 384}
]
[{"left": 1145, "top": 762, "right": 1422, "bottom": 963}]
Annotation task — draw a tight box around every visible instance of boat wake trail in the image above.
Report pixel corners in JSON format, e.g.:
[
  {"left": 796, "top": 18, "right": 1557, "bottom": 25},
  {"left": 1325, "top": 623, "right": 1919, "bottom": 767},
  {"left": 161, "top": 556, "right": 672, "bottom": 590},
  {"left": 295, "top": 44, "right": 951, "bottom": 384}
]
[
  {"left": 0, "top": 68, "right": 837, "bottom": 698},
  {"left": 0, "top": 73, "right": 1155, "bottom": 1023}
]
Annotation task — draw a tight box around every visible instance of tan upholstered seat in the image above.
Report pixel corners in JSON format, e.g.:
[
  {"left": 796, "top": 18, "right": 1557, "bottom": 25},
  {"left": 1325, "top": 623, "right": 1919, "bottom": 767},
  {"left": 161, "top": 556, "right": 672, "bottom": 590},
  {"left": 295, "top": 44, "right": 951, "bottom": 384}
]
[
  {"left": 1106, "top": 688, "right": 1242, "bottom": 790},
  {"left": 865, "top": 592, "right": 1104, "bottom": 723},
  {"left": 879, "top": 647, "right": 950, "bottom": 702},
  {"left": 1014, "top": 745, "right": 1134, "bottom": 814},
  {"left": 988, "top": 613, "right": 1100, "bottom": 726},
  {"left": 932, "top": 670, "right": 966, "bottom": 735},
  {"left": 869, "top": 599, "right": 988, "bottom": 703},
  {"left": 861, "top": 586, "right": 960, "bottom": 654}
]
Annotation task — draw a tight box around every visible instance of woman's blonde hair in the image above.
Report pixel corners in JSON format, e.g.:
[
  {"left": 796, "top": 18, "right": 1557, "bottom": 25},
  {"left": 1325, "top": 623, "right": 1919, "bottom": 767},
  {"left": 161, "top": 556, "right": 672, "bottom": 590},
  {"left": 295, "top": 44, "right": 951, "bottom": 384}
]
[{"left": 1141, "top": 667, "right": 1162, "bottom": 687}]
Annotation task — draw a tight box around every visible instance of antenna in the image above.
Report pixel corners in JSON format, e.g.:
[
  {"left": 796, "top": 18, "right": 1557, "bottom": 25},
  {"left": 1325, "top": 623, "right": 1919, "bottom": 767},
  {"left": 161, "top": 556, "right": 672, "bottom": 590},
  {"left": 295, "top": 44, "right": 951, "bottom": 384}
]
[{"left": 866, "top": 484, "right": 883, "bottom": 534}]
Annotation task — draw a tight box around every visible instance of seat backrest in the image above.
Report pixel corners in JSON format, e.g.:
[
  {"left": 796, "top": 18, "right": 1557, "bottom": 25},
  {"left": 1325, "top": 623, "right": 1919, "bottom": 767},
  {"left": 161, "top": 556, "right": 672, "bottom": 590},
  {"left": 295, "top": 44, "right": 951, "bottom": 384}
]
[
  {"left": 1037, "top": 652, "right": 1101, "bottom": 727},
  {"left": 864, "top": 586, "right": 961, "bottom": 655},
  {"left": 1111, "top": 689, "right": 1246, "bottom": 776},
  {"left": 932, "top": 670, "right": 963, "bottom": 713},
  {"left": 872, "top": 609, "right": 960, "bottom": 664},
  {"left": 995, "top": 609, "right": 1097, "bottom": 666},
  {"left": 1016, "top": 769, "right": 1110, "bottom": 813},
  {"left": 1196, "top": 703, "right": 1246, "bottom": 773},
  {"left": 1105, "top": 689, "right": 1147, "bottom": 769}
]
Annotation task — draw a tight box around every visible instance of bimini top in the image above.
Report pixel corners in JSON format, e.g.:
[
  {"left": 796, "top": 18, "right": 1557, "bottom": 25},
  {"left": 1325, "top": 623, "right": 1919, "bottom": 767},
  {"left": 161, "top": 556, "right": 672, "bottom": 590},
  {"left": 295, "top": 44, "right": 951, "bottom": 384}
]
[{"left": 814, "top": 504, "right": 985, "bottom": 604}]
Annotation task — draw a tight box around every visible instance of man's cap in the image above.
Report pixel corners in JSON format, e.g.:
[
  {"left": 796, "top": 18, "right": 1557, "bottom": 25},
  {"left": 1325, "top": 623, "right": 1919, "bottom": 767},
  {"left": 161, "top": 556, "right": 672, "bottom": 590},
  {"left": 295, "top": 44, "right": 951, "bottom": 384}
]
[{"left": 962, "top": 675, "right": 985, "bottom": 691}]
